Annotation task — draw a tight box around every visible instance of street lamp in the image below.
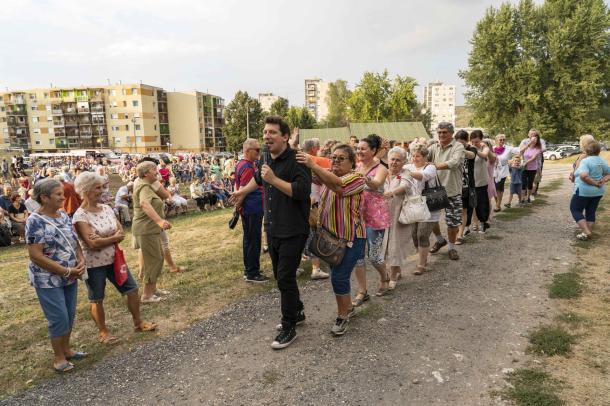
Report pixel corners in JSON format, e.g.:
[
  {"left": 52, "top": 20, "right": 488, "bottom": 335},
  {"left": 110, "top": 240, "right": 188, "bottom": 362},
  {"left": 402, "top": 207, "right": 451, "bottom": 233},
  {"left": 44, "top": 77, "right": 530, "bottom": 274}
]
[
  {"left": 166, "top": 142, "right": 172, "bottom": 154},
  {"left": 245, "top": 101, "right": 255, "bottom": 138},
  {"left": 131, "top": 117, "right": 138, "bottom": 153}
]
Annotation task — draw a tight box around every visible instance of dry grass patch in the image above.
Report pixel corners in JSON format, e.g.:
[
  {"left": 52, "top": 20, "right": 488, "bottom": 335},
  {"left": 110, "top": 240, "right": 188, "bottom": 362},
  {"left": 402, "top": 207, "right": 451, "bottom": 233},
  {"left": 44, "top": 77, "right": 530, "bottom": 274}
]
[{"left": 0, "top": 209, "right": 275, "bottom": 398}]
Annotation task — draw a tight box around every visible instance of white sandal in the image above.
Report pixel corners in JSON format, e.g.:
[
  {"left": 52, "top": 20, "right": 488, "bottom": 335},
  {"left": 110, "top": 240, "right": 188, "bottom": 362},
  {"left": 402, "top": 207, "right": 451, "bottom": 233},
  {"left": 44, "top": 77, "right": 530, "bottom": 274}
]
[{"left": 576, "top": 233, "right": 590, "bottom": 241}]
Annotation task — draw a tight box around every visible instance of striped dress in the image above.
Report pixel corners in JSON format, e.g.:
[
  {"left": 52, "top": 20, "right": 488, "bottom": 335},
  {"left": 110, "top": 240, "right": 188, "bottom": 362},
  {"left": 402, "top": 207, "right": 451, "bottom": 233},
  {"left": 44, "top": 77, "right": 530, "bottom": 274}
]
[{"left": 319, "top": 172, "right": 366, "bottom": 241}]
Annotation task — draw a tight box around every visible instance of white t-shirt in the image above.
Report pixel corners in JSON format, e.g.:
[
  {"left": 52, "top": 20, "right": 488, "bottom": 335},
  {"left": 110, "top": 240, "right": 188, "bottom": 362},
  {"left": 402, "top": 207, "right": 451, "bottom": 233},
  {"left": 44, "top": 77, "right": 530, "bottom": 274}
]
[
  {"left": 115, "top": 185, "right": 129, "bottom": 206},
  {"left": 404, "top": 163, "right": 441, "bottom": 222},
  {"left": 72, "top": 205, "right": 118, "bottom": 268}
]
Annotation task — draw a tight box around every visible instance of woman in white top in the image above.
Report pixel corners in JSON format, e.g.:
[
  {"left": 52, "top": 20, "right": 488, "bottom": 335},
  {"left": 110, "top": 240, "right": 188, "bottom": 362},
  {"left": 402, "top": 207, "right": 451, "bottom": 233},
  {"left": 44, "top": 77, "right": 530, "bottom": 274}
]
[
  {"left": 492, "top": 134, "right": 512, "bottom": 211},
  {"left": 167, "top": 177, "right": 188, "bottom": 214},
  {"left": 404, "top": 143, "right": 441, "bottom": 275},
  {"left": 73, "top": 172, "right": 157, "bottom": 345}
]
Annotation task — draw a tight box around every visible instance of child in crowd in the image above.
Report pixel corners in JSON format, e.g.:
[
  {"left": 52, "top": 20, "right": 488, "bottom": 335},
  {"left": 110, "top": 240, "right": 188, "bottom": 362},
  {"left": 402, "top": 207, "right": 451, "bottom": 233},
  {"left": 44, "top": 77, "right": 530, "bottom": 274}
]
[{"left": 505, "top": 155, "right": 523, "bottom": 208}]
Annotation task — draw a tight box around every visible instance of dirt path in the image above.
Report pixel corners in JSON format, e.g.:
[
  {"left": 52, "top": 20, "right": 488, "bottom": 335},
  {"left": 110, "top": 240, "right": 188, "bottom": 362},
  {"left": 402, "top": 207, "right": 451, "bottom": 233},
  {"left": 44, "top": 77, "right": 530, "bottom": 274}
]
[{"left": 3, "top": 167, "right": 576, "bottom": 406}]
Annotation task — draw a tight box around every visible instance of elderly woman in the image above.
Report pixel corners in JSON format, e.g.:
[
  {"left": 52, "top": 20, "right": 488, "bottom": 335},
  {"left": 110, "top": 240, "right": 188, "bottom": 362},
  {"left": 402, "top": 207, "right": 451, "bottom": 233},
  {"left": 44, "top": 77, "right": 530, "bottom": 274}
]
[
  {"left": 73, "top": 172, "right": 157, "bottom": 344},
  {"left": 8, "top": 194, "right": 28, "bottom": 242},
  {"left": 132, "top": 161, "right": 172, "bottom": 303},
  {"left": 493, "top": 134, "right": 511, "bottom": 211},
  {"left": 296, "top": 144, "right": 366, "bottom": 336},
  {"left": 405, "top": 143, "right": 442, "bottom": 274},
  {"left": 569, "top": 134, "right": 596, "bottom": 183},
  {"left": 352, "top": 134, "right": 391, "bottom": 305},
  {"left": 382, "top": 147, "right": 414, "bottom": 289},
  {"left": 570, "top": 141, "right": 610, "bottom": 240},
  {"left": 167, "top": 177, "right": 188, "bottom": 215},
  {"left": 25, "top": 178, "right": 87, "bottom": 373}
]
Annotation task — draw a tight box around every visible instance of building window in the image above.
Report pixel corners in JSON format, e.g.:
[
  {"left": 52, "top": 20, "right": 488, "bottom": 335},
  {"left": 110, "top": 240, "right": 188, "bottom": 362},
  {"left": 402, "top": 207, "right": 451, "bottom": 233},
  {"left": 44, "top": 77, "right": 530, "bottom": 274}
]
[
  {"left": 133, "top": 112, "right": 140, "bottom": 118},
  {"left": 136, "top": 136, "right": 142, "bottom": 143},
  {"left": 49, "top": 128, "right": 54, "bottom": 134},
  {"left": 124, "top": 113, "right": 129, "bottom": 119},
  {"left": 31, "top": 105, "right": 37, "bottom": 111},
  {"left": 111, "top": 113, "right": 118, "bottom": 119},
  {"left": 114, "top": 137, "right": 121, "bottom": 144},
  {"left": 33, "top": 129, "right": 41, "bottom": 134},
  {"left": 122, "top": 89, "right": 126, "bottom": 95},
  {"left": 32, "top": 117, "right": 39, "bottom": 123},
  {"left": 111, "top": 126, "right": 120, "bottom": 132},
  {"left": 135, "top": 124, "right": 141, "bottom": 131},
  {"left": 44, "top": 93, "right": 49, "bottom": 98},
  {"left": 125, "top": 124, "right": 129, "bottom": 131},
  {"left": 110, "top": 89, "right": 116, "bottom": 96},
  {"left": 35, "top": 140, "right": 41, "bottom": 145},
  {"left": 47, "top": 116, "right": 52, "bottom": 121},
  {"left": 131, "top": 88, "right": 138, "bottom": 95},
  {"left": 154, "top": 124, "right": 157, "bottom": 131},
  {"left": 29, "top": 94, "right": 36, "bottom": 100},
  {"left": 49, "top": 138, "right": 54, "bottom": 144},
  {"left": 132, "top": 100, "right": 139, "bottom": 107},
  {"left": 111, "top": 101, "right": 117, "bottom": 107}
]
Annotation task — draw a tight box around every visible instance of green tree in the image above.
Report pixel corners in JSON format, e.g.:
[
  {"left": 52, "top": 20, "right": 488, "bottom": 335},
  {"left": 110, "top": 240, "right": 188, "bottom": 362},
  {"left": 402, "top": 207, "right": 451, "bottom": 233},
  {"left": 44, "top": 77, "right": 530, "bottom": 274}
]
[
  {"left": 321, "top": 79, "right": 350, "bottom": 127},
  {"left": 285, "top": 106, "right": 316, "bottom": 130},
  {"left": 269, "top": 97, "right": 289, "bottom": 117},
  {"left": 461, "top": 0, "right": 610, "bottom": 142},
  {"left": 412, "top": 102, "right": 433, "bottom": 136},
  {"left": 346, "top": 70, "right": 419, "bottom": 123},
  {"left": 224, "top": 91, "right": 264, "bottom": 152}
]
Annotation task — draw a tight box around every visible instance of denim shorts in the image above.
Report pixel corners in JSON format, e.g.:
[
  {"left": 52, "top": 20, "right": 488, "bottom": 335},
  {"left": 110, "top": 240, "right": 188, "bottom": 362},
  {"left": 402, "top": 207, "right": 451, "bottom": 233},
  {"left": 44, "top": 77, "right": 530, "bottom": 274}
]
[
  {"left": 356, "top": 227, "right": 385, "bottom": 267},
  {"left": 35, "top": 282, "right": 78, "bottom": 337},
  {"left": 85, "top": 264, "right": 139, "bottom": 303},
  {"left": 330, "top": 238, "right": 366, "bottom": 295}
]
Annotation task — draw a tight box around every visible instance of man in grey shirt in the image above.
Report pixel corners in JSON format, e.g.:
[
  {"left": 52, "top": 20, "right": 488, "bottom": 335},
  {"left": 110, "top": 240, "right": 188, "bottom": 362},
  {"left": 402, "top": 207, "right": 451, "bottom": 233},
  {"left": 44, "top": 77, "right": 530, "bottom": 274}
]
[{"left": 427, "top": 122, "right": 465, "bottom": 260}]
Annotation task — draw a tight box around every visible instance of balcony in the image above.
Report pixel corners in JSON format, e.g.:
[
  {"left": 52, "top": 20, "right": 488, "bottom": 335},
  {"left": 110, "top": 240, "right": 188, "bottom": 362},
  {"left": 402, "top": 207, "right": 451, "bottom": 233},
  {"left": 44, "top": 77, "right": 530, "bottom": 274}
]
[
  {"left": 75, "top": 95, "right": 89, "bottom": 102},
  {"left": 77, "top": 107, "right": 90, "bottom": 114},
  {"left": 64, "top": 120, "right": 78, "bottom": 127},
  {"left": 92, "top": 127, "right": 108, "bottom": 136},
  {"left": 9, "top": 97, "right": 25, "bottom": 105},
  {"left": 53, "top": 119, "right": 65, "bottom": 127},
  {"left": 52, "top": 107, "right": 63, "bottom": 115},
  {"left": 54, "top": 128, "right": 66, "bottom": 137},
  {"left": 78, "top": 116, "right": 91, "bottom": 125},
  {"left": 90, "top": 106, "right": 104, "bottom": 113},
  {"left": 91, "top": 117, "right": 105, "bottom": 125},
  {"left": 79, "top": 128, "right": 93, "bottom": 137},
  {"left": 6, "top": 107, "right": 27, "bottom": 116}
]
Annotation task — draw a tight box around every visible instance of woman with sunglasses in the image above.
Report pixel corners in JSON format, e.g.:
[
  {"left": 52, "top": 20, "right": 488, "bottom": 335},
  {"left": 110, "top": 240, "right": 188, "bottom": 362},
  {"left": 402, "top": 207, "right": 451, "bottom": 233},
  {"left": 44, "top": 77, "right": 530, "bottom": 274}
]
[{"left": 296, "top": 144, "right": 366, "bottom": 336}]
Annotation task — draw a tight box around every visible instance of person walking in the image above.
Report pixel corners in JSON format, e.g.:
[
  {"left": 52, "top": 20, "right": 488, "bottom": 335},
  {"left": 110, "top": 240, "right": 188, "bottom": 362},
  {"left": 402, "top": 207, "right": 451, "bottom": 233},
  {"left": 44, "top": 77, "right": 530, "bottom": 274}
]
[
  {"left": 428, "top": 122, "right": 466, "bottom": 260},
  {"left": 235, "top": 138, "right": 269, "bottom": 283},
  {"left": 231, "top": 116, "right": 311, "bottom": 350}
]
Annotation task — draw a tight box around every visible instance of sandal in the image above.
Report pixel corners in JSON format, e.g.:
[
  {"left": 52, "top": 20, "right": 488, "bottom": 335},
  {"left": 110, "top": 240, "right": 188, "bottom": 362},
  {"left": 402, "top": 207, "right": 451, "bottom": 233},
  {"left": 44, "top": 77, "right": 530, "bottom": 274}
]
[
  {"left": 134, "top": 321, "right": 158, "bottom": 332},
  {"left": 54, "top": 362, "right": 74, "bottom": 373},
  {"left": 169, "top": 266, "right": 186, "bottom": 273},
  {"left": 376, "top": 275, "right": 391, "bottom": 297},
  {"left": 352, "top": 291, "right": 370, "bottom": 307},
  {"left": 455, "top": 237, "right": 464, "bottom": 245},
  {"left": 413, "top": 265, "right": 426, "bottom": 275},
  {"left": 141, "top": 295, "right": 163, "bottom": 304},
  {"left": 99, "top": 334, "right": 120, "bottom": 345},
  {"left": 66, "top": 351, "right": 89, "bottom": 361},
  {"left": 576, "top": 233, "right": 590, "bottom": 241},
  {"left": 388, "top": 280, "right": 397, "bottom": 290}
]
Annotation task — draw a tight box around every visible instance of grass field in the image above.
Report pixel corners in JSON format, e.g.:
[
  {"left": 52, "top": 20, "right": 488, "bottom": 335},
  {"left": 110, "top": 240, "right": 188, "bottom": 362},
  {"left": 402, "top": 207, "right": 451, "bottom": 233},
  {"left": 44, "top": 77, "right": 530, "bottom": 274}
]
[{"left": 0, "top": 208, "right": 285, "bottom": 398}]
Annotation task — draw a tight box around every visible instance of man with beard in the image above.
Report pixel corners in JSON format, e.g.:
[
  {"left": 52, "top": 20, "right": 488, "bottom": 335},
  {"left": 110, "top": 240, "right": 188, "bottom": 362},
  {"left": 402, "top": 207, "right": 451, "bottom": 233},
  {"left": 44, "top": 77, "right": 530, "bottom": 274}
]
[{"left": 231, "top": 116, "right": 311, "bottom": 349}]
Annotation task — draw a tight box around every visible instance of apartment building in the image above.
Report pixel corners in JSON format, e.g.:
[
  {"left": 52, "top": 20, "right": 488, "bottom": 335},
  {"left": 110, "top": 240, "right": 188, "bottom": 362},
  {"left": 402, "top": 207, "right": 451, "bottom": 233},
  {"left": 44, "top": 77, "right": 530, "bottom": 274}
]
[
  {"left": 0, "top": 84, "right": 179, "bottom": 153},
  {"left": 423, "top": 82, "right": 456, "bottom": 133},
  {"left": 167, "top": 91, "right": 226, "bottom": 152},
  {"left": 258, "top": 92, "right": 288, "bottom": 113},
  {"left": 304, "top": 79, "right": 330, "bottom": 122}
]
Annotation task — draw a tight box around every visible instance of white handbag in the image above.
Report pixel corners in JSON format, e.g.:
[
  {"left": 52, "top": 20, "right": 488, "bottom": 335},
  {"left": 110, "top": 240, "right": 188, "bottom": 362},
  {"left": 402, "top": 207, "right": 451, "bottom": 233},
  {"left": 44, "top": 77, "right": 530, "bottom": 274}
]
[{"left": 398, "top": 179, "right": 431, "bottom": 225}]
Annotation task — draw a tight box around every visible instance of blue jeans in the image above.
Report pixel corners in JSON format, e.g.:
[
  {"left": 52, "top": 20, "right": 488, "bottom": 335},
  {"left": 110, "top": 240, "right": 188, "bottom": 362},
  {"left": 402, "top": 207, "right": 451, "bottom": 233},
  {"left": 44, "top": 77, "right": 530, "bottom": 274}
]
[
  {"left": 241, "top": 212, "right": 263, "bottom": 278},
  {"left": 570, "top": 189, "right": 602, "bottom": 222},
  {"left": 331, "top": 237, "right": 366, "bottom": 295},
  {"left": 35, "top": 282, "right": 78, "bottom": 337},
  {"left": 85, "top": 264, "right": 139, "bottom": 303}
]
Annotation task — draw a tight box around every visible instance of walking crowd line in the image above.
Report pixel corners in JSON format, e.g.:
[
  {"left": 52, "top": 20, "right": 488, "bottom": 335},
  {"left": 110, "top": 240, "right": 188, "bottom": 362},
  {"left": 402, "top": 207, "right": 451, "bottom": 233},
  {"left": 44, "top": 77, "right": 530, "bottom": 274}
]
[{"left": 3, "top": 116, "right": 609, "bottom": 372}]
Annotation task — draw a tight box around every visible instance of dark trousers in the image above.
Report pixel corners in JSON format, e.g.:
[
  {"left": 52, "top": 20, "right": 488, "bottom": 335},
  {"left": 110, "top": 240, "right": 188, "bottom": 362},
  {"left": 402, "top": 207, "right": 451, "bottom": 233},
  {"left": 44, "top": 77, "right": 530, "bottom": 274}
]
[
  {"left": 466, "top": 185, "right": 490, "bottom": 226},
  {"left": 241, "top": 212, "right": 263, "bottom": 278},
  {"left": 570, "top": 189, "right": 602, "bottom": 222},
  {"left": 268, "top": 234, "right": 307, "bottom": 329}
]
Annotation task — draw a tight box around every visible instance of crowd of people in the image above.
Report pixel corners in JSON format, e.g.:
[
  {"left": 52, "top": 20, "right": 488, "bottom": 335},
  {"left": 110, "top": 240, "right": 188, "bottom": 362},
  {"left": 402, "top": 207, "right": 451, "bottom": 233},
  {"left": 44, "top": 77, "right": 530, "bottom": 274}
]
[{"left": 3, "top": 115, "right": 609, "bottom": 371}]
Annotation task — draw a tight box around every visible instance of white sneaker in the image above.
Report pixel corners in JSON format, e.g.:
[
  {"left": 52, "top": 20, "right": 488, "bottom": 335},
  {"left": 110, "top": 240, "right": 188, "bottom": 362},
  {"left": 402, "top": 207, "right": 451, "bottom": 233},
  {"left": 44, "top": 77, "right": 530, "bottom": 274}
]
[
  {"left": 296, "top": 268, "right": 305, "bottom": 277},
  {"left": 531, "top": 195, "right": 536, "bottom": 202},
  {"left": 311, "top": 269, "right": 329, "bottom": 280}
]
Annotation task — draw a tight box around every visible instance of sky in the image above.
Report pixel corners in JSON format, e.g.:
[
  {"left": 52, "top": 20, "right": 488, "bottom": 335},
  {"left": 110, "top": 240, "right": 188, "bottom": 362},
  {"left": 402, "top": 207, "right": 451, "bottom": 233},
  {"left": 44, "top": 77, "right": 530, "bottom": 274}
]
[{"left": 0, "top": 0, "right": 570, "bottom": 107}]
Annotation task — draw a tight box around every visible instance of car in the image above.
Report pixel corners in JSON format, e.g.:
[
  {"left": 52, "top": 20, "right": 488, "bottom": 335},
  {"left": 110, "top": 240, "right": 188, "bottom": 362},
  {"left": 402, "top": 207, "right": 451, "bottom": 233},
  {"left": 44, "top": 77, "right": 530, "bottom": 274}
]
[
  {"left": 555, "top": 145, "right": 580, "bottom": 157},
  {"left": 543, "top": 149, "right": 564, "bottom": 160}
]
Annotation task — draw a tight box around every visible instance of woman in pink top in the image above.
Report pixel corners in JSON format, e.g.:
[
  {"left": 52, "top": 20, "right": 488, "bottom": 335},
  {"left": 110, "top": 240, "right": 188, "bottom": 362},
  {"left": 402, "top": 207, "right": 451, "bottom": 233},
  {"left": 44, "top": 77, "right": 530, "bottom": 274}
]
[
  {"left": 520, "top": 133, "right": 542, "bottom": 203},
  {"left": 352, "top": 134, "right": 391, "bottom": 307}
]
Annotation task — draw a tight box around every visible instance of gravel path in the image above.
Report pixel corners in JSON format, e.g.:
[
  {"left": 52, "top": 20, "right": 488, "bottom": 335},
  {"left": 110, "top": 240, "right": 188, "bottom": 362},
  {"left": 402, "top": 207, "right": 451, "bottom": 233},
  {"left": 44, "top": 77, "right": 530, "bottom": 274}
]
[{"left": 3, "top": 167, "right": 575, "bottom": 405}]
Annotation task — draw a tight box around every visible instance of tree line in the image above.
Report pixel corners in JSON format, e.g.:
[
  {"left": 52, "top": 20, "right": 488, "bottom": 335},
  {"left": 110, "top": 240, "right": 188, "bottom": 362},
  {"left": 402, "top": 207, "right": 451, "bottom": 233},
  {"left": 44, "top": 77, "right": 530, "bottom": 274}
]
[{"left": 461, "top": 0, "right": 610, "bottom": 143}]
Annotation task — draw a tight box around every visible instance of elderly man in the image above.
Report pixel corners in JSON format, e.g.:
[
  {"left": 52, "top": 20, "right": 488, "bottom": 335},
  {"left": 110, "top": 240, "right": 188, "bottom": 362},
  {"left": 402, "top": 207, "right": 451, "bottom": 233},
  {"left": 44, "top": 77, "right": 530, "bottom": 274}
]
[
  {"left": 301, "top": 138, "right": 330, "bottom": 280},
  {"left": 0, "top": 185, "right": 13, "bottom": 214},
  {"left": 428, "top": 122, "right": 465, "bottom": 260},
  {"left": 235, "top": 138, "right": 269, "bottom": 283},
  {"left": 115, "top": 181, "right": 133, "bottom": 226}
]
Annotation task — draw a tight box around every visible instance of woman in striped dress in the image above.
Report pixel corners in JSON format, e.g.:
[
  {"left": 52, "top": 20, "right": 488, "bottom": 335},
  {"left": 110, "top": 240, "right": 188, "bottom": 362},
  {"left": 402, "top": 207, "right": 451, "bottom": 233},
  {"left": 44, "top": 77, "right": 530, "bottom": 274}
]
[{"left": 296, "top": 144, "right": 366, "bottom": 336}]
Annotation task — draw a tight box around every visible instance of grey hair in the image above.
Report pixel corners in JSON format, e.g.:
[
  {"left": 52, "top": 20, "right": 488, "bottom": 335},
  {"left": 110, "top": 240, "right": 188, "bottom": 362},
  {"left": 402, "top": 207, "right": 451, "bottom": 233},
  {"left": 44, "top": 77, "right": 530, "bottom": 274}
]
[
  {"left": 437, "top": 121, "right": 454, "bottom": 134},
  {"left": 33, "top": 178, "right": 62, "bottom": 204},
  {"left": 387, "top": 146, "right": 407, "bottom": 161},
  {"left": 74, "top": 171, "right": 105, "bottom": 198},
  {"left": 410, "top": 143, "right": 429, "bottom": 158},
  {"left": 136, "top": 161, "right": 156, "bottom": 178},
  {"left": 242, "top": 138, "right": 259, "bottom": 154},
  {"left": 579, "top": 134, "right": 595, "bottom": 150},
  {"left": 302, "top": 138, "right": 320, "bottom": 153}
]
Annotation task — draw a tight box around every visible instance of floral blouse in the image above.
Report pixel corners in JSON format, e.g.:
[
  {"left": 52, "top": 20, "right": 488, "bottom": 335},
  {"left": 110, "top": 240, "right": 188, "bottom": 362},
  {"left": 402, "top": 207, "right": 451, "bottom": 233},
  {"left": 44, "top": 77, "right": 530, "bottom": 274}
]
[{"left": 25, "top": 212, "right": 78, "bottom": 289}]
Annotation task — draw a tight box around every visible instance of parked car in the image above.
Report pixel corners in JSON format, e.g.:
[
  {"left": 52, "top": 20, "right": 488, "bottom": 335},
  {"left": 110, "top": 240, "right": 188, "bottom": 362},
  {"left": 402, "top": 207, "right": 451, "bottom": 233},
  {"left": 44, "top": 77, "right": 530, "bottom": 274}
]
[
  {"left": 543, "top": 149, "right": 564, "bottom": 160},
  {"left": 555, "top": 145, "right": 580, "bottom": 157}
]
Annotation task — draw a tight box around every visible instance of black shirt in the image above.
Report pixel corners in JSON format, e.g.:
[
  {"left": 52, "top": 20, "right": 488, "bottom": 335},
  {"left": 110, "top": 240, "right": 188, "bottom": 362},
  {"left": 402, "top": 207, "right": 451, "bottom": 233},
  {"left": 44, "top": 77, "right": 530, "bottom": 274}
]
[
  {"left": 8, "top": 203, "right": 26, "bottom": 215},
  {"left": 463, "top": 145, "right": 476, "bottom": 189},
  {"left": 255, "top": 146, "right": 311, "bottom": 238}
]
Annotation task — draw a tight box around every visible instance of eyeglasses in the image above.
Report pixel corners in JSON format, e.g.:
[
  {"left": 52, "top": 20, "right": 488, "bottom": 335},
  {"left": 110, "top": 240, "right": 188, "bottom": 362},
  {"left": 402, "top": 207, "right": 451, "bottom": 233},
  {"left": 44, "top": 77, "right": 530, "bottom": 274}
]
[{"left": 331, "top": 156, "right": 348, "bottom": 163}]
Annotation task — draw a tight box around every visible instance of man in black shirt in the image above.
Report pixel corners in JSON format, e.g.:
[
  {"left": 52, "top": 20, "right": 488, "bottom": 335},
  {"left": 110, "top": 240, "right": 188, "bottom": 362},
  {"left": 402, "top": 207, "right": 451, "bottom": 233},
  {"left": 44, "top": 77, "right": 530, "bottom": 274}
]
[{"left": 231, "top": 116, "right": 311, "bottom": 349}]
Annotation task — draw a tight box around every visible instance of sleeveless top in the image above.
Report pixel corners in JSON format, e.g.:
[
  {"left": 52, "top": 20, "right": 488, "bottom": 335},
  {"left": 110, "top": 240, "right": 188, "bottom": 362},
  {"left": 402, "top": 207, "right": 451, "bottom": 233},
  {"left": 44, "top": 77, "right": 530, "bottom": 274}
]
[{"left": 358, "top": 162, "right": 391, "bottom": 230}]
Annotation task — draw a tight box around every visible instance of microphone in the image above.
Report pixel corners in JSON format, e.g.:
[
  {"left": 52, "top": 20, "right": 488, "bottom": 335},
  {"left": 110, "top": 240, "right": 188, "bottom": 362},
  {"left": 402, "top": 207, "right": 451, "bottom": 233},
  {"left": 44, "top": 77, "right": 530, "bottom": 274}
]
[{"left": 262, "top": 144, "right": 271, "bottom": 166}]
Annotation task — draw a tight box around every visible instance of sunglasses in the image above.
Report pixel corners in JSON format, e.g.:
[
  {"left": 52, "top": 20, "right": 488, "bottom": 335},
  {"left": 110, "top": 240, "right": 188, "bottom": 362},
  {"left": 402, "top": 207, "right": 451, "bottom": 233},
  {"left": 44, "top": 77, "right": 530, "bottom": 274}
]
[{"left": 331, "top": 156, "right": 348, "bottom": 163}]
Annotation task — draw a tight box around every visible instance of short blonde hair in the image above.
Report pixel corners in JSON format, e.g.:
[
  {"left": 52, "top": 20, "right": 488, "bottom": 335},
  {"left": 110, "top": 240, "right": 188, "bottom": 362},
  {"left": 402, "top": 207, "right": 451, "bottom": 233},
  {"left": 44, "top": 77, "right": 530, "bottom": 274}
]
[
  {"left": 136, "top": 161, "right": 156, "bottom": 178},
  {"left": 410, "top": 143, "right": 429, "bottom": 158},
  {"left": 579, "top": 134, "right": 595, "bottom": 150},
  {"left": 74, "top": 171, "right": 105, "bottom": 197}
]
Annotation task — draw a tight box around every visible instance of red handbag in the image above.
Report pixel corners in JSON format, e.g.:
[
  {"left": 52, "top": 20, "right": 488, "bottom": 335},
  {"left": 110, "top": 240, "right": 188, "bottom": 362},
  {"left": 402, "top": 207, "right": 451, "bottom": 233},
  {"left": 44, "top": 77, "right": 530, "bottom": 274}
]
[{"left": 113, "top": 244, "right": 129, "bottom": 286}]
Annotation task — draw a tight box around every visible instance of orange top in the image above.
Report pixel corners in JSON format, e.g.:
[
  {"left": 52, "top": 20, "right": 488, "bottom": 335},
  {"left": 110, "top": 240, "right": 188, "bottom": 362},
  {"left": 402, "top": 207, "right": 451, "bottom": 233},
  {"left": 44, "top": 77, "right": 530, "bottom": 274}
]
[
  {"left": 62, "top": 182, "right": 82, "bottom": 216},
  {"left": 311, "top": 155, "right": 331, "bottom": 169}
]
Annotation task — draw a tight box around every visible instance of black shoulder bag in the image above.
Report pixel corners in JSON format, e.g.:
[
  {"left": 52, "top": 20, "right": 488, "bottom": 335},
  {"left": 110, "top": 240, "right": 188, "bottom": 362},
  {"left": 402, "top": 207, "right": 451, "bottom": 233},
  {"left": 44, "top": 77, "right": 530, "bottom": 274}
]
[{"left": 421, "top": 165, "right": 450, "bottom": 211}]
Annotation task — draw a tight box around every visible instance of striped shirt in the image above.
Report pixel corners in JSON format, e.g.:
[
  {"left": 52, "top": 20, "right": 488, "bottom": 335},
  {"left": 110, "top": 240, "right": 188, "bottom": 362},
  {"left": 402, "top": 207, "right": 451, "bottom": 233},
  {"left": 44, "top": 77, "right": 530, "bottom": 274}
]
[{"left": 319, "top": 172, "right": 366, "bottom": 241}]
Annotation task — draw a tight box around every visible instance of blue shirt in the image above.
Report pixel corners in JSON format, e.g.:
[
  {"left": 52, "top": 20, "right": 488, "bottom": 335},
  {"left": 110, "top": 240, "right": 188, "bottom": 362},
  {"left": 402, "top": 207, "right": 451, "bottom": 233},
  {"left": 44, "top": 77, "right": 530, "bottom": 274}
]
[
  {"left": 509, "top": 167, "right": 522, "bottom": 184},
  {"left": 574, "top": 156, "right": 610, "bottom": 197},
  {"left": 25, "top": 212, "right": 78, "bottom": 288}
]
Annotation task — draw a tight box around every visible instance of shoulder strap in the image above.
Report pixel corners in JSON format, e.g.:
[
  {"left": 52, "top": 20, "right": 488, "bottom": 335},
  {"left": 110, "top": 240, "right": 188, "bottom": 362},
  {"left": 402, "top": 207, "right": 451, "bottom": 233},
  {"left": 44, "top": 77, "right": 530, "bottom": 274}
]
[
  {"left": 366, "top": 163, "right": 380, "bottom": 177},
  {"left": 31, "top": 213, "right": 77, "bottom": 257}
]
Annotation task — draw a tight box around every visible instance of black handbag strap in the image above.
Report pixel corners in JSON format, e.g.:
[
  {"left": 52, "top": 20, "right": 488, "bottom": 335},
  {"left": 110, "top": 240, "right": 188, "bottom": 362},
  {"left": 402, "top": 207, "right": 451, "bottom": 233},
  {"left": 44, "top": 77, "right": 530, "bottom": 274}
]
[{"left": 422, "top": 164, "right": 441, "bottom": 191}]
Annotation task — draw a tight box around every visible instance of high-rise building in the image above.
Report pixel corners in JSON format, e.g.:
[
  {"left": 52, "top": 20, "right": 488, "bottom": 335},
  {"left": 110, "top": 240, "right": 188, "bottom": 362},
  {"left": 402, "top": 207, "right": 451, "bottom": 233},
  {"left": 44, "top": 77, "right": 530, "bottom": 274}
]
[
  {"left": 304, "top": 79, "right": 330, "bottom": 121},
  {"left": 423, "top": 82, "right": 456, "bottom": 132},
  {"left": 0, "top": 84, "right": 225, "bottom": 153},
  {"left": 167, "top": 91, "right": 225, "bottom": 152},
  {"left": 258, "top": 93, "right": 287, "bottom": 113}
]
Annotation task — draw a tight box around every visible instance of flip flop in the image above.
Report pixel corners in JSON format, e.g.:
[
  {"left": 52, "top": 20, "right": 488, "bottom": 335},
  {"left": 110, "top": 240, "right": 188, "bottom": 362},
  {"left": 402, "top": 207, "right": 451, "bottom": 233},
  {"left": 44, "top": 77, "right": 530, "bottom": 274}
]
[
  {"left": 455, "top": 237, "right": 464, "bottom": 245},
  {"left": 134, "top": 321, "right": 158, "bottom": 332},
  {"left": 54, "top": 362, "right": 74, "bottom": 373},
  {"left": 66, "top": 351, "right": 89, "bottom": 361},
  {"left": 169, "top": 266, "right": 186, "bottom": 273},
  {"left": 141, "top": 295, "right": 163, "bottom": 304},
  {"left": 99, "top": 334, "right": 120, "bottom": 345}
]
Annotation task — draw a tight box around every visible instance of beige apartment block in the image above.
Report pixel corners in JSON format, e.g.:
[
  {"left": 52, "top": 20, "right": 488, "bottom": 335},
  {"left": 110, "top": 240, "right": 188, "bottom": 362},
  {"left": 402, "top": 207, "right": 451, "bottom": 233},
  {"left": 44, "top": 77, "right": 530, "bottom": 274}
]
[
  {"left": 304, "top": 78, "right": 330, "bottom": 122},
  {"left": 258, "top": 92, "right": 287, "bottom": 113},
  {"left": 423, "top": 82, "right": 456, "bottom": 133},
  {"left": 167, "top": 91, "right": 225, "bottom": 152},
  {"left": 0, "top": 83, "right": 171, "bottom": 153}
]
